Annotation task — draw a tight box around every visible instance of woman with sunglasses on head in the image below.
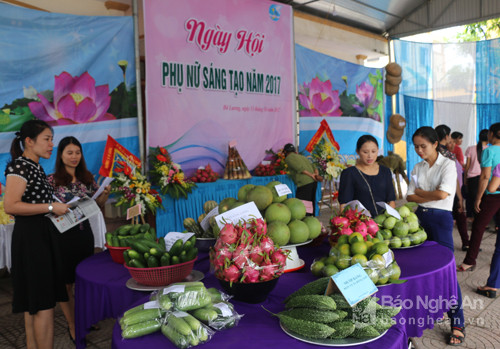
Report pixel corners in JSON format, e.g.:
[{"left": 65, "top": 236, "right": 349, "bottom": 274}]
[
  {"left": 406, "top": 126, "right": 465, "bottom": 346},
  {"left": 47, "top": 136, "right": 110, "bottom": 343},
  {"left": 3, "top": 120, "right": 70, "bottom": 348}
]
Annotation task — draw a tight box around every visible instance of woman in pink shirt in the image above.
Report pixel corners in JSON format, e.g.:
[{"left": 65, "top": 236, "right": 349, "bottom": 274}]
[{"left": 464, "top": 130, "right": 489, "bottom": 220}]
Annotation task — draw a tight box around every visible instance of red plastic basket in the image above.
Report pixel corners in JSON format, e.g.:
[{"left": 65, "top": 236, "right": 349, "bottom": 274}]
[
  {"left": 105, "top": 243, "right": 131, "bottom": 264},
  {"left": 125, "top": 257, "right": 197, "bottom": 287}
]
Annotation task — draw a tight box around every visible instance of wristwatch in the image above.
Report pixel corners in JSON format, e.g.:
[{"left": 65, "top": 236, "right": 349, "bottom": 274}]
[{"left": 48, "top": 204, "right": 54, "bottom": 213}]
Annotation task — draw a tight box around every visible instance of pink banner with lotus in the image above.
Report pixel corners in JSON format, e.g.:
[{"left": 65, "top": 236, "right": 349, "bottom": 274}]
[{"left": 144, "top": 0, "right": 295, "bottom": 176}]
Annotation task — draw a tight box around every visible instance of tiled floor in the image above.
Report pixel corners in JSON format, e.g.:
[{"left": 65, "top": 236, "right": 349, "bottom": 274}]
[{"left": 0, "top": 210, "right": 499, "bottom": 348}]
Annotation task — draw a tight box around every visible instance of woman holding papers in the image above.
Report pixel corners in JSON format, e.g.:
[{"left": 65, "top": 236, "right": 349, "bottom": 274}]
[
  {"left": 406, "top": 126, "right": 465, "bottom": 346},
  {"left": 3, "top": 120, "right": 70, "bottom": 348},
  {"left": 338, "top": 135, "right": 396, "bottom": 217},
  {"left": 47, "top": 136, "right": 110, "bottom": 343}
]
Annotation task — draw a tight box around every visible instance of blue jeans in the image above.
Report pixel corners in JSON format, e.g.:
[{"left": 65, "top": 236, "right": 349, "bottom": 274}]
[{"left": 416, "top": 207, "right": 465, "bottom": 328}]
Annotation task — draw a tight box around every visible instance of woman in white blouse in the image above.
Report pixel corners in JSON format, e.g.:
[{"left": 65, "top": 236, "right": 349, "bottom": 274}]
[{"left": 406, "top": 126, "right": 465, "bottom": 346}]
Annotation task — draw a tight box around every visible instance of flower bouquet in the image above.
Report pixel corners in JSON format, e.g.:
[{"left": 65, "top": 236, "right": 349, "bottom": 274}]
[
  {"left": 149, "top": 146, "right": 196, "bottom": 199},
  {"left": 310, "top": 138, "right": 345, "bottom": 181},
  {"left": 111, "top": 160, "right": 163, "bottom": 215},
  {"left": 265, "top": 147, "right": 289, "bottom": 175},
  {"left": 210, "top": 218, "right": 288, "bottom": 303}
]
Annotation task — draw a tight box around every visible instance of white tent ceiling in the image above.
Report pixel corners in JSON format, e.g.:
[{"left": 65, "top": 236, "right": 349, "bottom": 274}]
[{"left": 275, "top": 0, "right": 500, "bottom": 38}]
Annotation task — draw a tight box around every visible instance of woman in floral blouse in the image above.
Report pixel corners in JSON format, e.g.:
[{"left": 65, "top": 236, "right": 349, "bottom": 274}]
[{"left": 47, "top": 136, "right": 110, "bottom": 343}]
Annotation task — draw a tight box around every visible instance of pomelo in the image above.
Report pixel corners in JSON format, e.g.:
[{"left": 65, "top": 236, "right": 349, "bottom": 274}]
[
  {"left": 265, "top": 203, "right": 292, "bottom": 224},
  {"left": 284, "top": 198, "right": 307, "bottom": 220},
  {"left": 237, "top": 184, "right": 255, "bottom": 202},
  {"left": 266, "top": 180, "right": 287, "bottom": 203},
  {"left": 302, "top": 216, "right": 322, "bottom": 239},
  {"left": 219, "top": 197, "right": 237, "bottom": 213},
  {"left": 389, "top": 236, "right": 402, "bottom": 249},
  {"left": 407, "top": 220, "right": 419, "bottom": 233},
  {"left": 383, "top": 216, "right": 397, "bottom": 230},
  {"left": 374, "top": 214, "right": 386, "bottom": 225},
  {"left": 246, "top": 185, "right": 273, "bottom": 210},
  {"left": 381, "top": 229, "right": 392, "bottom": 240},
  {"left": 401, "top": 236, "right": 411, "bottom": 247},
  {"left": 288, "top": 219, "right": 310, "bottom": 244},
  {"left": 397, "top": 205, "right": 411, "bottom": 218},
  {"left": 267, "top": 221, "right": 290, "bottom": 246},
  {"left": 393, "top": 221, "right": 409, "bottom": 237}
]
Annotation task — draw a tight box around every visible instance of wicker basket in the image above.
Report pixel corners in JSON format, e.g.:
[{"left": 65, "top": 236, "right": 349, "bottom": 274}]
[
  {"left": 125, "top": 258, "right": 197, "bottom": 286},
  {"left": 105, "top": 243, "right": 131, "bottom": 264}
]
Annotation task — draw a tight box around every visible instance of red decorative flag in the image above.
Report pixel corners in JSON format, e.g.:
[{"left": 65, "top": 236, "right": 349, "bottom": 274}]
[
  {"left": 99, "top": 135, "right": 141, "bottom": 177},
  {"left": 305, "top": 119, "right": 340, "bottom": 152}
]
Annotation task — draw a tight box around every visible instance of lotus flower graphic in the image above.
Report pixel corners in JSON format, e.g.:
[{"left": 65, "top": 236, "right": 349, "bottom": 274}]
[
  {"left": 298, "top": 77, "right": 342, "bottom": 117},
  {"left": 28, "top": 72, "right": 115, "bottom": 125}
]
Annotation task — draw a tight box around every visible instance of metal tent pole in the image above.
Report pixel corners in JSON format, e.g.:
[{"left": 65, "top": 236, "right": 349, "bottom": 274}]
[{"left": 132, "top": 0, "right": 145, "bottom": 173}]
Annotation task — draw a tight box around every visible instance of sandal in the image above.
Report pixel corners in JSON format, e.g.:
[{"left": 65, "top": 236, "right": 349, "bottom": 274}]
[
  {"left": 448, "top": 327, "right": 465, "bottom": 346},
  {"left": 456, "top": 264, "right": 475, "bottom": 272},
  {"left": 476, "top": 286, "right": 498, "bottom": 298}
]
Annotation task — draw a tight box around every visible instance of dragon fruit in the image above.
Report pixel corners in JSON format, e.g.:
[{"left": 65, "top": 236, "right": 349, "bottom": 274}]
[
  {"left": 259, "top": 236, "right": 275, "bottom": 255},
  {"left": 365, "top": 218, "right": 379, "bottom": 237},
  {"left": 353, "top": 221, "right": 368, "bottom": 237},
  {"left": 232, "top": 244, "right": 250, "bottom": 269},
  {"left": 260, "top": 263, "right": 278, "bottom": 281},
  {"left": 214, "top": 246, "right": 233, "bottom": 267},
  {"left": 331, "top": 216, "right": 349, "bottom": 228},
  {"left": 270, "top": 250, "right": 287, "bottom": 268},
  {"left": 219, "top": 223, "right": 238, "bottom": 245},
  {"left": 223, "top": 264, "right": 241, "bottom": 284},
  {"left": 249, "top": 244, "right": 264, "bottom": 264},
  {"left": 241, "top": 265, "right": 260, "bottom": 283},
  {"left": 248, "top": 218, "right": 267, "bottom": 236},
  {"left": 339, "top": 226, "right": 353, "bottom": 235},
  {"left": 344, "top": 207, "right": 361, "bottom": 222}
]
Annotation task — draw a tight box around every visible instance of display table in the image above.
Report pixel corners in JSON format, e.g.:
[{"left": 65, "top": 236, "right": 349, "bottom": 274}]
[
  {"left": 76, "top": 239, "right": 456, "bottom": 348},
  {"left": 0, "top": 211, "right": 107, "bottom": 272},
  {"left": 155, "top": 174, "right": 322, "bottom": 237}
]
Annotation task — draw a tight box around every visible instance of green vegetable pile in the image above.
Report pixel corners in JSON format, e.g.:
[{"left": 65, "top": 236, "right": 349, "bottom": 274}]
[
  {"left": 268, "top": 277, "right": 401, "bottom": 340},
  {"left": 105, "top": 223, "right": 156, "bottom": 247}
]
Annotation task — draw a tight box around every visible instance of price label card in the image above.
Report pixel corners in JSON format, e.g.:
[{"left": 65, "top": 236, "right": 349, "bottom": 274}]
[
  {"left": 213, "top": 302, "right": 232, "bottom": 317},
  {"left": 163, "top": 232, "right": 194, "bottom": 251},
  {"left": 344, "top": 200, "right": 371, "bottom": 217},
  {"left": 326, "top": 264, "right": 378, "bottom": 307},
  {"left": 275, "top": 184, "right": 292, "bottom": 196},
  {"left": 163, "top": 285, "right": 185, "bottom": 295},
  {"left": 301, "top": 200, "right": 313, "bottom": 214},
  {"left": 376, "top": 202, "right": 401, "bottom": 220},
  {"left": 143, "top": 300, "right": 160, "bottom": 309},
  {"left": 261, "top": 160, "right": 271, "bottom": 165},
  {"left": 126, "top": 204, "right": 142, "bottom": 220},
  {"left": 215, "top": 202, "right": 262, "bottom": 229},
  {"left": 383, "top": 251, "right": 393, "bottom": 267},
  {"left": 201, "top": 206, "right": 219, "bottom": 232}
]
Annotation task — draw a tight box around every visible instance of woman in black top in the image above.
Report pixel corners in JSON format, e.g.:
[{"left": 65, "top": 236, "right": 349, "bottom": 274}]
[
  {"left": 338, "top": 135, "right": 396, "bottom": 217},
  {"left": 4, "top": 120, "right": 70, "bottom": 348}
]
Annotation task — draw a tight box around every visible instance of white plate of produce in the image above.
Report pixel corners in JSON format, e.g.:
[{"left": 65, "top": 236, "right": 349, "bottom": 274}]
[
  {"left": 280, "top": 322, "right": 388, "bottom": 347},
  {"left": 391, "top": 241, "right": 425, "bottom": 249},
  {"left": 126, "top": 270, "right": 204, "bottom": 291},
  {"left": 281, "top": 240, "right": 313, "bottom": 249}
]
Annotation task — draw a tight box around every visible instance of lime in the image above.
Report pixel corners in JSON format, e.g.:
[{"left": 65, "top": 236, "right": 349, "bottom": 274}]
[
  {"left": 335, "top": 254, "right": 351, "bottom": 270},
  {"left": 389, "top": 236, "right": 402, "bottom": 249},
  {"left": 311, "top": 261, "right": 325, "bottom": 276},
  {"left": 389, "top": 263, "right": 401, "bottom": 281},
  {"left": 372, "top": 242, "right": 389, "bottom": 255},
  {"left": 337, "top": 235, "right": 349, "bottom": 245},
  {"left": 368, "top": 254, "right": 386, "bottom": 269},
  {"left": 351, "top": 254, "right": 368, "bottom": 267},
  {"left": 365, "top": 268, "right": 379, "bottom": 284},
  {"left": 337, "top": 243, "right": 351, "bottom": 256},
  {"left": 377, "top": 268, "right": 390, "bottom": 285},
  {"left": 350, "top": 241, "right": 368, "bottom": 256},
  {"left": 322, "top": 264, "right": 339, "bottom": 277},
  {"left": 371, "top": 238, "right": 381, "bottom": 244},
  {"left": 348, "top": 232, "right": 364, "bottom": 244},
  {"left": 365, "top": 240, "right": 374, "bottom": 252},
  {"left": 325, "top": 255, "right": 337, "bottom": 265}
]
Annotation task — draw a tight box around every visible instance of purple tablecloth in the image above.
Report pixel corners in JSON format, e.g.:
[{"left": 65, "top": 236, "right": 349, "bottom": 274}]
[
  {"left": 76, "top": 239, "right": 456, "bottom": 348},
  {"left": 110, "top": 251, "right": 407, "bottom": 349},
  {"left": 75, "top": 251, "right": 144, "bottom": 349}
]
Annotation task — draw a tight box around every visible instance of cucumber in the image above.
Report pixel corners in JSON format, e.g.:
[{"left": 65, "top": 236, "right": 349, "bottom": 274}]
[
  {"left": 161, "top": 323, "right": 189, "bottom": 349},
  {"left": 206, "top": 288, "right": 223, "bottom": 303},
  {"left": 128, "top": 249, "right": 146, "bottom": 264},
  {"left": 117, "top": 224, "right": 134, "bottom": 236},
  {"left": 149, "top": 227, "right": 157, "bottom": 240},
  {"left": 105, "top": 232, "right": 113, "bottom": 246},
  {"left": 122, "top": 319, "right": 161, "bottom": 339},
  {"left": 129, "top": 224, "right": 141, "bottom": 235},
  {"left": 150, "top": 247, "right": 163, "bottom": 257},
  {"left": 129, "top": 258, "right": 146, "bottom": 268},
  {"left": 174, "top": 289, "right": 212, "bottom": 311},
  {"left": 142, "top": 240, "right": 166, "bottom": 253},
  {"left": 143, "top": 231, "right": 155, "bottom": 241},
  {"left": 159, "top": 294, "right": 172, "bottom": 310},
  {"left": 147, "top": 255, "right": 159, "bottom": 268},
  {"left": 169, "top": 239, "right": 184, "bottom": 256},
  {"left": 179, "top": 250, "right": 188, "bottom": 263},
  {"left": 187, "top": 235, "right": 196, "bottom": 246},
  {"left": 182, "top": 241, "right": 192, "bottom": 253},
  {"left": 160, "top": 253, "right": 171, "bottom": 266},
  {"left": 131, "top": 241, "right": 150, "bottom": 254},
  {"left": 111, "top": 236, "right": 119, "bottom": 247},
  {"left": 123, "top": 250, "right": 131, "bottom": 265},
  {"left": 182, "top": 313, "right": 202, "bottom": 331},
  {"left": 121, "top": 308, "right": 163, "bottom": 327},
  {"left": 171, "top": 256, "right": 180, "bottom": 265},
  {"left": 139, "top": 223, "right": 150, "bottom": 234},
  {"left": 186, "top": 247, "right": 198, "bottom": 262},
  {"left": 123, "top": 303, "right": 145, "bottom": 318},
  {"left": 192, "top": 307, "right": 218, "bottom": 322},
  {"left": 168, "top": 314, "right": 193, "bottom": 336}
]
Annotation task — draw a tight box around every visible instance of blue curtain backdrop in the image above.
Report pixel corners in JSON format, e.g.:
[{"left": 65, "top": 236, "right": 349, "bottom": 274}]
[
  {"left": 476, "top": 40, "right": 500, "bottom": 133},
  {"left": 403, "top": 96, "right": 434, "bottom": 173}
]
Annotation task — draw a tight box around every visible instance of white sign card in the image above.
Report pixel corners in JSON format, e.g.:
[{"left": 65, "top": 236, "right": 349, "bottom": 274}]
[
  {"left": 261, "top": 160, "right": 271, "bottom": 165},
  {"left": 92, "top": 177, "right": 114, "bottom": 200},
  {"left": 200, "top": 206, "right": 219, "bottom": 232},
  {"left": 143, "top": 300, "right": 160, "bottom": 309},
  {"left": 275, "top": 183, "right": 292, "bottom": 196},
  {"left": 163, "top": 232, "right": 194, "bottom": 251},
  {"left": 376, "top": 202, "right": 401, "bottom": 220},
  {"left": 344, "top": 200, "right": 371, "bottom": 217},
  {"left": 215, "top": 202, "right": 262, "bottom": 229}
]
